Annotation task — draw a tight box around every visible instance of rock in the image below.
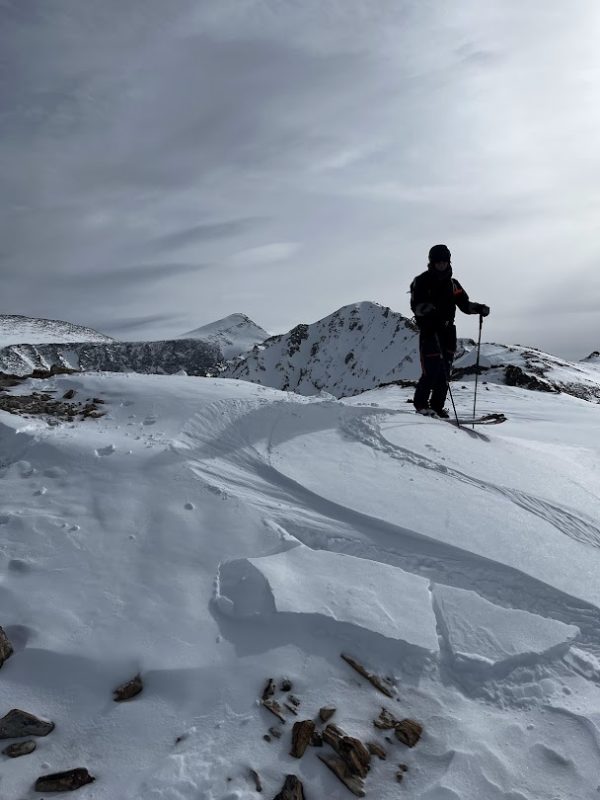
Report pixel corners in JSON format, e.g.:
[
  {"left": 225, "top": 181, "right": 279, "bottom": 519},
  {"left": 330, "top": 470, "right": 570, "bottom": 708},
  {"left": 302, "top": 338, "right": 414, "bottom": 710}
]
[
  {"left": 394, "top": 719, "right": 423, "bottom": 748},
  {"left": 3, "top": 740, "right": 36, "bottom": 758},
  {"left": 273, "top": 774, "right": 305, "bottom": 800},
  {"left": 373, "top": 707, "right": 400, "bottom": 730},
  {"left": 323, "top": 723, "right": 371, "bottom": 779},
  {"left": 62, "top": 389, "right": 76, "bottom": 399},
  {"left": 319, "top": 706, "right": 336, "bottom": 723},
  {"left": 262, "top": 698, "right": 286, "bottom": 723},
  {"left": 0, "top": 626, "right": 13, "bottom": 667},
  {"left": 249, "top": 767, "right": 263, "bottom": 792},
  {"left": 318, "top": 752, "right": 366, "bottom": 798},
  {"left": 367, "top": 741, "right": 386, "bottom": 760},
  {"left": 311, "top": 730, "right": 323, "bottom": 747},
  {"left": 113, "top": 673, "right": 143, "bottom": 702},
  {"left": 262, "top": 678, "right": 276, "bottom": 700},
  {"left": 268, "top": 726, "right": 283, "bottom": 739},
  {"left": 280, "top": 679, "right": 293, "bottom": 692},
  {"left": 0, "top": 709, "right": 55, "bottom": 739},
  {"left": 34, "top": 767, "right": 95, "bottom": 792},
  {"left": 290, "top": 720, "right": 316, "bottom": 758}
]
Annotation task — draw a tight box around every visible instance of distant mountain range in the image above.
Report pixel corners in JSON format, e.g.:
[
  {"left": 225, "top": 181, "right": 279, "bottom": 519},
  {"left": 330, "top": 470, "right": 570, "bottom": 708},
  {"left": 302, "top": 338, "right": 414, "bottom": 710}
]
[{"left": 1, "top": 308, "right": 599, "bottom": 403}]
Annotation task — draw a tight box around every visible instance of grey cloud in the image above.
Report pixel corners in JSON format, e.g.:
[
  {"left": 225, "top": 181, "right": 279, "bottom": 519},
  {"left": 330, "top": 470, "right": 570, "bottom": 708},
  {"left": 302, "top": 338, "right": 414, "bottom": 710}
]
[
  {"left": 62, "top": 262, "right": 211, "bottom": 289},
  {"left": 144, "top": 218, "right": 266, "bottom": 254}
]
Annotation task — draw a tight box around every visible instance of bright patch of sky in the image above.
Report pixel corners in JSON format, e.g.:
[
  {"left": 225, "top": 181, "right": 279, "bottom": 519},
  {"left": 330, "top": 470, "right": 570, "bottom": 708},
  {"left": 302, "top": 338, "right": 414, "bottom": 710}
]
[{"left": 1, "top": 0, "right": 599, "bottom": 357}]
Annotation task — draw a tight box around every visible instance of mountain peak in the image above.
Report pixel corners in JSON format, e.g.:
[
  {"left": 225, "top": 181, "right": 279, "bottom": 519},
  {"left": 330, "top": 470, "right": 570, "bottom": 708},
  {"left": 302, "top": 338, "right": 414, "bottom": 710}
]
[{"left": 179, "top": 313, "right": 269, "bottom": 359}]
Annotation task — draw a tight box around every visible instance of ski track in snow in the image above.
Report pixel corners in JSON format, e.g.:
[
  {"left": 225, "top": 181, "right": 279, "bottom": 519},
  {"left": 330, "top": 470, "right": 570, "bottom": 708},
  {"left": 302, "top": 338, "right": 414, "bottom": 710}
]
[
  {"left": 344, "top": 412, "right": 600, "bottom": 550},
  {"left": 180, "top": 399, "right": 600, "bottom": 648}
]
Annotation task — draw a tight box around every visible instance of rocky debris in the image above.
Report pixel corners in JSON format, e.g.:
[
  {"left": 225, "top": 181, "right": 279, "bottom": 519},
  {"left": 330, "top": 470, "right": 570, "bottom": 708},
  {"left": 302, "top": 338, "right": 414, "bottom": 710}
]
[
  {"left": 319, "top": 706, "right": 336, "bottom": 723},
  {"left": 113, "top": 673, "right": 143, "bottom": 702},
  {"left": 0, "top": 625, "right": 13, "bottom": 667},
  {"left": 323, "top": 723, "right": 371, "bottom": 779},
  {"left": 504, "top": 364, "right": 558, "bottom": 393},
  {"left": 0, "top": 709, "right": 55, "bottom": 739},
  {"left": 367, "top": 741, "right": 387, "bottom": 760},
  {"left": 262, "top": 678, "right": 277, "bottom": 700},
  {"left": 341, "top": 653, "right": 395, "bottom": 697},
  {"left": 34, "top": 767, "right": 95, "bottom": 792},
  {"left": 372, "top": 707, "right": 423, "bottom": 748},
  {"left": 3, "top": 739, "right": 36, "bottom": 758},
  {"left": 290, "top": 720, "right": 316, "bottom": 758},
  {"left": 62, "top": 388, "right": 76, "bottom": 399},
  {"left": 268, "top": 726, "right": 283, "bottom": 739},
  {"left": 311, "top": 729, "right": 323, "bottom": 747},
  {"left": 395, "top": 719, "right": 423, "bottom": 748},
  {"left": 396, "top": 763, "right": 409, "bottom": 782},
  {"left": 318, "top": 752, "right": 366, "bottom": 798},
  {"left": 273, "top": 774, "right": 305, "bottom": 800},
  {"left": 262, "top": 698, "right": 286, "bottom": 723},
  {"left": 280, "top": 679, "right": 293, "bottom": 692},
  {"left": 0, "top": 383, "right": 106, "bottom": 423},
  {"left": 249, "top": 767, "right": 263, "bottom": 792}
]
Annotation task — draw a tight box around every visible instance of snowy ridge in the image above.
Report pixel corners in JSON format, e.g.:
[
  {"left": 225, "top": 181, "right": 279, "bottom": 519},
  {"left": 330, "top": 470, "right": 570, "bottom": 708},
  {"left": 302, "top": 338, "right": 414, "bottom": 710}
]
[
  {"left": 180, "top": 313, "right": 269, "bottom": 359},
  {"left": 222, "top": 301, "right": 420, "bottom": 397},
  {"left": 1, "top": 373, "right": 600, "bottom": 797},
  {"left": 0, "top": 314, "right": 113, "bottom": 348},
  {"left": 0, "top": 338, "right": 221, "bottom": 377}
]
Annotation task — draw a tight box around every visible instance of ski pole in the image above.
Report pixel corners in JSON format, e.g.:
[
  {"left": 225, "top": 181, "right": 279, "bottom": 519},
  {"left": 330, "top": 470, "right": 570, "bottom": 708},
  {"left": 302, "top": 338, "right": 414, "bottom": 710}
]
[
  {"left": 434, "top": 332, "right": 459, "bottom": 425},
  {"left": 471, "top": 314, "right": 484, "bottom": 429}
]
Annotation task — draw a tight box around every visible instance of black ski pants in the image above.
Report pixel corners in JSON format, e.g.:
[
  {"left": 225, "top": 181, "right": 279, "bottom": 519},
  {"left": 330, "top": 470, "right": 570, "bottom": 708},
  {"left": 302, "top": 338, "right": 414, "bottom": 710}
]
[{"left": 413, "top": 326, "right": 456, "bottom": 412}]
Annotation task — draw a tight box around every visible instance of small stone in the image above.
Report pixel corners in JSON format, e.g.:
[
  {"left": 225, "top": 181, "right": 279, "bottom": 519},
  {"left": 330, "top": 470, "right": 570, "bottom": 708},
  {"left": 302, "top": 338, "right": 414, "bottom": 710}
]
[
  {"left": 62, "top": 389, "right": 76, "bottom": 400},
  {"left": 280, "top": 679, "right": 293, "bottom": 692},
  {"left": 268, "top": 726, "right": 283, "bottom": 739},
  {"left": 394, "top": 719, "right": 423, "bottom": 748},
  {"left": 263, "top": 734, "right": 272, "bottom": 742},
  {"left": 0, "top": 626, "right": 13, "bottom": 668},
  {"left": 34, "top": 767, "right": 95, "bottom": 792},
  {"left": 0, "top": 709, "right": 54, "bottom": 739},
  {"left": 3, "top": 740, "right": 36, "bottom": 758},
  {"left": 113, "top": 673, "right": 143, "bottom": 702},
  {"left": 319, "top": 706, "right": 336, "bottom": 723}
]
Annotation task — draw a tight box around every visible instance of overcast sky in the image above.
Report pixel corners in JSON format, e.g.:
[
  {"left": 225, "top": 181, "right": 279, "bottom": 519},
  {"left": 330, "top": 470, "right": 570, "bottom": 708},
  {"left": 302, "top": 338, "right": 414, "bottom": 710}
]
[{"left": 1, "top": 0, "right": 599, "bottom": 358}]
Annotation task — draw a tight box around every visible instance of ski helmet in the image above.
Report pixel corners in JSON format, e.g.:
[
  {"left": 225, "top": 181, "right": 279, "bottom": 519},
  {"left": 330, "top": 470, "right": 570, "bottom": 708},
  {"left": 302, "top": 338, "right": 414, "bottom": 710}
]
[{"left": 428, "top": 244, "right": 451, "bottom": 264}]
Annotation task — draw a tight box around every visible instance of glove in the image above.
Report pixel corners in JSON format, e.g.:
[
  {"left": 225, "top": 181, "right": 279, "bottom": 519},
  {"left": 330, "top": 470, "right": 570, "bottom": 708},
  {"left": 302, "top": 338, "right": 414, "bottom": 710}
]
[{"left": 470, "top": 302, "right": 490, "bottom": 317}]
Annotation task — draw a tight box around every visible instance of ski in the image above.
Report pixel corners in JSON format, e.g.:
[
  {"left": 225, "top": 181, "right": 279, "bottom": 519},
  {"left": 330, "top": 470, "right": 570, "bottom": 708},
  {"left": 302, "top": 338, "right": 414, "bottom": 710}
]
[{"left": 449, "top": 413, "right": 507, "bottom": 426}]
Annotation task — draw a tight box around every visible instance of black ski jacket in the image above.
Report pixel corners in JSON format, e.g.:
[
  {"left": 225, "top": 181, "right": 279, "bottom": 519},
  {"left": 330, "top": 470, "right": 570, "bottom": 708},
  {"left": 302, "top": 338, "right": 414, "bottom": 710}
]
[{"left": 410, "top": 266, "right": 480, "bottom": 337}]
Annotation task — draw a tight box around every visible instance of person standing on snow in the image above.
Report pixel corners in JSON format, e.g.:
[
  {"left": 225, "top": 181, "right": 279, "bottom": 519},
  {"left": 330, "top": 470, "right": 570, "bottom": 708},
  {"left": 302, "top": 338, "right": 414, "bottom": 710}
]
[{"left": 410, "top": 244, "right": 490, "bottom": 418}]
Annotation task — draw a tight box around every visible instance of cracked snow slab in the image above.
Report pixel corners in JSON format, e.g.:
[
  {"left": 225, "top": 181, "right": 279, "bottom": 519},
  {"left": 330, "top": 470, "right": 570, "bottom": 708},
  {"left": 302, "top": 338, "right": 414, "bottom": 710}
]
[
  {"left": 216, "top": 545, "right": 439, "bottom": 652},
  {"left": 432, "top": 584, "right": 580, "bottom": 668}
]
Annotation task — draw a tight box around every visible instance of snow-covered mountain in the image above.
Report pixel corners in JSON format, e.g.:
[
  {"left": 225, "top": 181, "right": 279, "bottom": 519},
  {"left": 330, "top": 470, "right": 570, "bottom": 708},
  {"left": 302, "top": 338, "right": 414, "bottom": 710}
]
[
  {"left": 1, "top": 371, "right": 600, "bottom": 798},
  {"left": 221, "top": 301, "right": 600, "bottom": 403},
  {"left": 222, "top": 301, "right": 421, "bottom": 397},
  {"left": 179, "top": 313, "right": 269, "bottom": 359},
  {"left": 0, "top": 314, "right": 113, "bottom": 348},
  {"left": 0, "top": 339, "right": 221, "bottom": 377}
]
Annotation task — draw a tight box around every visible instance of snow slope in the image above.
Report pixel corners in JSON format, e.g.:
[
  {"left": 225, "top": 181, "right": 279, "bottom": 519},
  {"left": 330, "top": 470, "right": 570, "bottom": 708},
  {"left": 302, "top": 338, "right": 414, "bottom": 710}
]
[
  {"left": 0, "top": 314, "right": 113, "bottom": 348},
  {"left": 180, "top": 313, "right": 269, "bottom": 359},
  {"left": 1, "top": 373, "right": 600, "bottom": 798}
]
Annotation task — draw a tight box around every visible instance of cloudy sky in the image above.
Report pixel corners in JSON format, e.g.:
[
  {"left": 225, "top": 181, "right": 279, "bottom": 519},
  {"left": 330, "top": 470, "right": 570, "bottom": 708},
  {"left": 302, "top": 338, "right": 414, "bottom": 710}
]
[{"left": 1, "top": 0, "right": 599, "bottom": 358}]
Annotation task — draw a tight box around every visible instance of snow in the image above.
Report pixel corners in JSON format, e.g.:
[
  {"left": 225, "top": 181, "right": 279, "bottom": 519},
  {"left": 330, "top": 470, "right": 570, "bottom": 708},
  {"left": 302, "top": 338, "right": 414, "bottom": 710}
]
[
  {"left": 217, "top": 545, "right": 439, "bottom": 652},
  {"left": 0, "top": 369, "right": 599, "bottom": 798},
  {"left": 432, "top": 584, "right": 579, "bottom": 669},
  {"left": 0, "top": 314, "right": 112, "bottom": 347},
  {"left": 179, "top": 313, "right": 268, "bottom": 359}
]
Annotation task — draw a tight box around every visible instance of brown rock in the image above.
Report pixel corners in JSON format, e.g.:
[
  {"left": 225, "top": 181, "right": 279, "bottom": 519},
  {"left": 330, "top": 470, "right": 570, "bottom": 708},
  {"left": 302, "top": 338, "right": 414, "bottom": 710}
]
[
  {"left": 0, "top": 709, "right": 55, "bottom": 739},
  {"left": 373, "top": 707, "right": 399, "bottom": 730},
  {"left": 340, "top": 653, "right": 395, "bottom": 697},
  {"left": 319, "top": 706, "right": 336, "bottom": 723},
  {"left": 290, "top": 720, "right": 316, "bottom": 758},
  {"left": 113, "top": 673, "right": 143, "bottom": 702},
  {"left": 262, "top": 698, "right": 286, "bottom": 723},
  {"left": 322, "top": 724, "right": 371, "bottom": 778},
  {"left": 273, "top": 774, "right": 305, "bottom": 800},
  {"left": 367, "top": 741, "right": 386, "bottom": 760},
  {"left": 395, "top": 719, "right": 423, "bottom": 748},
  {"left": 0, "top": 626, "right": 13, "bottom": 667},
  {"left": 34, "top": 767, "right": 95, "bottom": 792},
  {"left": 3, "top": 740, "right": 36, "bottom": 758},
  {"left": 318, "top": 752, "right": 366, "bottom": 797}
]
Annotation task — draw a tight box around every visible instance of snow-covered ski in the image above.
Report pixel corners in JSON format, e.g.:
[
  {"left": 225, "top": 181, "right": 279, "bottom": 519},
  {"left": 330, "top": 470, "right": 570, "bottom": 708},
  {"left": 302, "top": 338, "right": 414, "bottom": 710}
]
[{"left": 449, "top": 412, "right": 507, "bottom": 426}]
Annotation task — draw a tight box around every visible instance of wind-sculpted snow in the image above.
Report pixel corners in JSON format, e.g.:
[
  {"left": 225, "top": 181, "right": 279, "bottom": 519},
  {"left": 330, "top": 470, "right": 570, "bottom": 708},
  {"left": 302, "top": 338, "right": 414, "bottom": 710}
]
[
  {"left": 2, "top": 371, "right": 600, "bottom": 799},
  {"left": 432, "top": 584, "right": 579, "bottom": 670},
  {"left": 216, "top": 545, "right": 439, "bottom": 652},
  {"left": 0, "top": 338, "right": 221, "bottom": 377}
]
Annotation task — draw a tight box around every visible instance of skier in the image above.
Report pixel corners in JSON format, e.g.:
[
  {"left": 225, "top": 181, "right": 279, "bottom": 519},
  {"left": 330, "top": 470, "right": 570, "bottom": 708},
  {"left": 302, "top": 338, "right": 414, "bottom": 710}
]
[{"left": 410, "top": 244, "right": 489, "bottom": 418}]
